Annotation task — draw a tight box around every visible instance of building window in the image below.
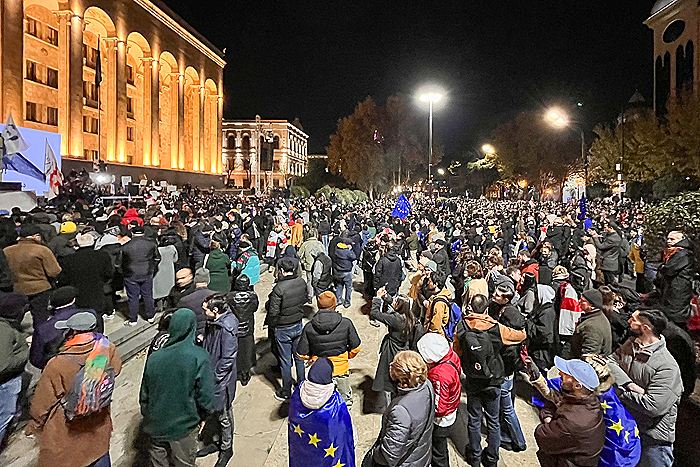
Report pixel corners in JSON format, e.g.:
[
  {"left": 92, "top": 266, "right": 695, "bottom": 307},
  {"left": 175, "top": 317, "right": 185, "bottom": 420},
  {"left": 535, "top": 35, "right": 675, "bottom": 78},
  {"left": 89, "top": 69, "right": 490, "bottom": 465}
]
[
  {"left": 25, "top": 102, "right": 39, "bottom": 123},
  {"left": 126, "top": 154, "right": 133, "bottom": 164},
  {"left": 46, "top": 67, "right": 58, "bottom": 88},
  {"left": 126, "top": 97, "right": 134, "bottom": 117},
  {"left": 83, "top": 149, "right": 98, "bottom": 160},
  {"left": 26, "top": 17, "right": 39, "bottom": 38},
  {"left": 126, "top": 126, "right": 134, "bottom": 141},
  {"left": 126, "top": 65, "right": 134, "bottom": 85},
  {"left": 83, "top": 81, "right": 98, "bottom": 107},
  {"left": 82, "top": 115, "right": 98, "bottom": 134},
  {"left": 46, "top": 26, "right": 58, "bottom": 46},
  {"left": 26, "top": 60, "right": 39, "bottom": 83},
  {"left": 46, "top": 107, "right": 58, "bottom": 126},
  {"left": 83, "top": 45, "right": 98, "bottom": 69}
]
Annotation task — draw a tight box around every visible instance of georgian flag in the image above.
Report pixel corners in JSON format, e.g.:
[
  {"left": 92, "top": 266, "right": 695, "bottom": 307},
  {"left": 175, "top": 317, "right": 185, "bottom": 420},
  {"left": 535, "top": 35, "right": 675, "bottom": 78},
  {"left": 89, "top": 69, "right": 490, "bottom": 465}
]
[{"left": 44, "top": 139, "right": 63, "bottom": 199}]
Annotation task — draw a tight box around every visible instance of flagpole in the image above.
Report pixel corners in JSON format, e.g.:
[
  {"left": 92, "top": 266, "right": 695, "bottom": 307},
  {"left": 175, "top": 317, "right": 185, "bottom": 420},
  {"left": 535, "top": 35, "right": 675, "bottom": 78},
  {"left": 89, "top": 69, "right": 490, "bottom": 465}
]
[{"left": 97, "top": 36, "right": 101, "bottom": 166}]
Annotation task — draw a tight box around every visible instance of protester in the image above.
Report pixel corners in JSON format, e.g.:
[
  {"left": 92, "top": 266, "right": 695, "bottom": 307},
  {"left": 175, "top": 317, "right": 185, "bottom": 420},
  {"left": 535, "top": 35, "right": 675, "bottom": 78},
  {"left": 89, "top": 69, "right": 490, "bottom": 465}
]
[
  {"left": 331, "top": 234, "right": 356, "bottom": 308},
  {"left": 121, "top": 225, "right": 160, "bottom": 325},
  {"left": 230, "top": 274, "right": 258, "bottom": 385},
  {"left": 28, "top": 312, "right": 121, "bottom": 467},
  {"left": 298, "top": 228, "right": 325, "bottom": 301},
  {"left": 0, "top": 292, "right": 29, "bottom": 446},
  {"left": 569, "top": 288, "right": 613, "bottom": 358},
  {"left": 177, "top": 267, "right": 215, "bottom": 340},
  {"left": 203, "top": 240, "right": 231, "bottom": 293}
]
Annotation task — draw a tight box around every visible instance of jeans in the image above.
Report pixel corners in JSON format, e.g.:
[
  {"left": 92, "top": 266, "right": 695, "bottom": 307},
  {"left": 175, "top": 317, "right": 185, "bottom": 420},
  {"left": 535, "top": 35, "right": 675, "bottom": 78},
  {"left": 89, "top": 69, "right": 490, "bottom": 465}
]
[
  {"left": 335, "top": 271, "right": 353, "bottom": 306},
  {"left": 28, "top": 290, "right": 51, "bottom": 328},
  {"left": 321, "top": 235, "right": 329, "bottom": 253},
  {"left": 466, "top": 387, "right": 501, "bottom": 467},
  {"left": 87, "top": 453, "right": 111, "bottom": 467},
  {"left": 499, "top": 375, "right": 527, "bottom": 450},
  {"left": 124, "top": 274, "right": 155, "bottom": 322},
  {"left": 334, "top": 373, "right": 352, "bottom": 407},
  {"left": 274, "top": 322, "right": 305, "bottom": 394},
  {"left": 149, "top": 429, "right": 198, "bottom": 467},
  {"left": 219, "top": 407, "right": 233, "bottom": 451},
  {"left": 639, "top": 435, "right": 674, "bottom": 467},
  {"left": 0, "top": 375, "right": 22, "bottom": 445},
  {"left": 304, "top": 270, "right": 314, "bottom": 302},
  {"left": 432, "top": 424, "right": 452, "bottom": 467}
]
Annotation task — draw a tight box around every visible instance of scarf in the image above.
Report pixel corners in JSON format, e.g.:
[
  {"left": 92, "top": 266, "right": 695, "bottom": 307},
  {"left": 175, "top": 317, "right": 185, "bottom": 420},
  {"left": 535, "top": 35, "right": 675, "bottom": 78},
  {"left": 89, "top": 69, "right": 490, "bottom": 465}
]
[
  {"left": 299, "top": 381, "right": 335, "bottom": 410},
  {"left": 65, "top": 333, "right": 112, "bottom": 415},
  {"left": 663, "top": 246, "right": 682, "bottom": 263}
]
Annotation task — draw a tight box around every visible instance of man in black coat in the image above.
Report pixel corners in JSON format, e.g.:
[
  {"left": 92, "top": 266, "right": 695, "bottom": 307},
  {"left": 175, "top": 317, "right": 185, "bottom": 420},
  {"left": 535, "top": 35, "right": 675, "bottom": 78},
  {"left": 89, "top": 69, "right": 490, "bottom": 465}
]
[
  {"left": 121, "top": 225, "right": 160, "bottom": 325},
  {"left": 373, "top": 246, "right": 404, "bottom": 296},
  {"left": 58, "top": 233, "right": 113, "bottom": 316},
  {"left": 265, "top": 257, "right": 308, "bottom": 401},
  {"left": 590, "top": 222, "right": 621, "bottom": 285},
  {"left": 296, "top": 291, "right": 361, "bottom": 406}
]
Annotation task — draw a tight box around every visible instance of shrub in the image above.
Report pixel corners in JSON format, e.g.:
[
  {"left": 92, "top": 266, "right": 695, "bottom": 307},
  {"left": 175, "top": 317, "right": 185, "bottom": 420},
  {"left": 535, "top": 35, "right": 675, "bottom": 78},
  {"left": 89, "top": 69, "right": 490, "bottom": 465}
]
[
  {"left": 644, "top": 190, "right": 700, "bottom": 262},
  {"left": 290, "top": 185, "right": 310, "bottom": 198}
]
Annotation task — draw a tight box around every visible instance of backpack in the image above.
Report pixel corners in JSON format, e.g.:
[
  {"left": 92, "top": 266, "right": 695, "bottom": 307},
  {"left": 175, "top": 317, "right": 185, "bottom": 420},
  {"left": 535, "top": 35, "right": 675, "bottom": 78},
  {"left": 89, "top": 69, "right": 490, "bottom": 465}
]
[
  {"left": 434, "top": 297, "right": 462, "bottom": 341},
  {"left": 61, "top": 357, "right": 116, "bottom": 421},
  {"left": 459, "top": 322, "right": 501, "bottom": 380}
]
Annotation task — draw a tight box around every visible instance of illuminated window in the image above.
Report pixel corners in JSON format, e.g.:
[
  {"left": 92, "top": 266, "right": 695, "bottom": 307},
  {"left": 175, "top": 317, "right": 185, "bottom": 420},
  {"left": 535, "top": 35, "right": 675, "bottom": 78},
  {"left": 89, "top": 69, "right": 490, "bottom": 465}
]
[
  {"left": 26, "top": 18, "right": 39, "bottom": 38},
  {"left": 46, "top": 67, "right": 58, "bottom": 88},
  {"left": 82, "top": 115, "right": 98, "bottom": 134},
  {"left": 25, "top": 102, "right": 39, "bottom": 122},
  {"left": 26, "top": 60, "right": 39, "bottom": 82},
  {"left": 47, "top": 107, "right": 58, "bottom": 126},
  {"left": 127, "top": 126, "right": 134, "bottom": 141},
  {"left": 83, "top": 81, "right": 98, "bottom": 107},
  {"left": 46, "top": 26, "right": 58, "bottom": 46}
]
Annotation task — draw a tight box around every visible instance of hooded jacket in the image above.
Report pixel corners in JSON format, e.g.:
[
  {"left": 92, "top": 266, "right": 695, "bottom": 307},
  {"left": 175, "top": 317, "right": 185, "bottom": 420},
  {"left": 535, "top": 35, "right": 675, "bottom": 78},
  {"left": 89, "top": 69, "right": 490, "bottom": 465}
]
[
  {"left": 140, "top": 308, "right": 215, "bottom": 441},
  {"left": 417, "top": 334, "right": 461, "bottom": 426},
  {"left": 298, "top": 238, "right": 324, "bottom": 272},
  {"left": 374, "top": 250, "right": 404, "bottom": 296},
  {"left": 296, "top": 308, "right": 361, "bottom": 376},
  {"left": 203, "top": 311, "right": 239, "bottom": 410},
  {"left": 526, "top": 284, "right": 557, "bottom": 369},
  {"left": 569, "top": 309, "right": 612, "bottom": 359},
  {"left": 331, "top": 241, "right": 356, "bottom": 274},
  {"left": 120, "top": 208, "right": 144, "bottom": 226}
]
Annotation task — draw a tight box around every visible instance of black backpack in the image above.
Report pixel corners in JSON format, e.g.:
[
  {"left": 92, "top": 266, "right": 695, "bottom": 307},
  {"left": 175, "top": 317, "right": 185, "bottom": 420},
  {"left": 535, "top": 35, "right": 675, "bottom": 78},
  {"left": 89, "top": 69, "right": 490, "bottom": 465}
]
[{"left": 459, "top": 322, "right": 501, "bottom": 380}]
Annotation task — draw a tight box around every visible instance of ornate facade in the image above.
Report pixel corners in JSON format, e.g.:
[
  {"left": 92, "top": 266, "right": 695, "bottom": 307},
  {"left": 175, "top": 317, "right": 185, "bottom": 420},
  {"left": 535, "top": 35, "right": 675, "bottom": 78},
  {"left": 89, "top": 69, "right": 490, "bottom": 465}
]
[
  {"left": 0, "top": 0, "right": 225, "bottom": 179},
  {"left": 646, "top": 0, "right": 697, "bottom": 111},
  {"left": 222, "top": 117, "right": 308, "bottom": 192}
]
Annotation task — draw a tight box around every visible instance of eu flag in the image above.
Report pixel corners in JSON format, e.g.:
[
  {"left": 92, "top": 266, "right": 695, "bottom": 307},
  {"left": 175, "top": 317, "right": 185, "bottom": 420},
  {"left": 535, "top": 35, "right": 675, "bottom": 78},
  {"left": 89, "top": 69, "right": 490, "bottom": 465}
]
[
  {"left": 391, "top": 194, "right": 411, "bottom": 220},
  {"left": 288, "top": 388, "right": 355, "bottom": 467},
  {"left": 533, "top": 377, "right": 641, "bottom": 467}
]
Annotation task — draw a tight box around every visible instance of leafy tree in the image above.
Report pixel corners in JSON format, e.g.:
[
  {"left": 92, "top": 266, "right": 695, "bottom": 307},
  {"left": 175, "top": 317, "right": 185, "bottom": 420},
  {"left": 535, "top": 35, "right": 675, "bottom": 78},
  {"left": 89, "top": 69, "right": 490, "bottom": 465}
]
[
  {"left": 644, "top": 190, "right": 700, "bottom": 262},
  {"left": 486, "top": 111, "right": 580, "bottom": 191}
]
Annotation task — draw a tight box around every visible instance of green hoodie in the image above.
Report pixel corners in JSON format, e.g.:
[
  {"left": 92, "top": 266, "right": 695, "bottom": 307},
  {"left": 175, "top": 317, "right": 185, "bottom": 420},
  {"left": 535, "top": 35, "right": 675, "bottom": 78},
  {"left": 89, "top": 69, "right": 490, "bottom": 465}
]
[{"left": 139, "top": 308, "right": 215, "bottom": 440}]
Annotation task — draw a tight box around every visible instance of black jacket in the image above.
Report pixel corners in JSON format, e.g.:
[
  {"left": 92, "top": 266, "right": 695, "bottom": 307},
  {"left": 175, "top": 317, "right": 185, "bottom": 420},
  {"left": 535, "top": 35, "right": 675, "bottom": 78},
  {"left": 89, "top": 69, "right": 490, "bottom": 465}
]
[
  {"left": 122, "top": 235, "right": 161, "bottom": 277},
  {"left": 59, "top": 247, "right": 113, "bottom": 313},
  {"left": 297, "top": 309, "right": 361, "bottom": 358},
  {"left": 177, "top": 287, "right": 215, "bottom": 336},
  {"left": 654, "top": 238, "right": 695, "bottom": 324},
  {"left": 374, "top": 251, "right": 403, "bottom": 296},
  {"left": 266, "top": 274, "right": 307, "bottom": 326},
  {"left": 230, "top": 290, "right": 258, "bottom": 337},
  {"left": 203, "top": 312, "right": 238, "bottom": 410},
  {"left": 311, "top": 253, "right": 333, "bottom": 294},
  {"left": 489, "top": 302, "right": 525, "bottom": 376}
]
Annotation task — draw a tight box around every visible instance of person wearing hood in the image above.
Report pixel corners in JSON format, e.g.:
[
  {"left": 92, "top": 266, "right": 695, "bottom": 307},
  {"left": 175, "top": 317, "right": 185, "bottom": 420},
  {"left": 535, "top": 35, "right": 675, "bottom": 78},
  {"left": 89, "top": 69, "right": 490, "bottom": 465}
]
[
  {"left": 417, "top": 333, "right": 461, "bottom": 467},
  {"left": 288, "top": 358, "right": 355, "bottom": 467},
  {"left": 28, "top": 312, "right": 122, "bottom": 467},
  {"left": 198, "top": 294, "right": 239, "bottom": 467},
  {"left": 203, "top": 240, "right": 231, "bottom": 293},
  {"left": 229, "top": 274, "right": 258, "bottom": 385},
  {"left": 297, "top": 292, "right": 361, "bottom": 407},
  {"left": 533, "top": 356, "right": 605, "bottom": 467},
  {"left": 331, "top": 235, "right": 356, "bottom": 308},
  {"left": 569, "top": 289, "right": 613, "bottom": 359},
  {"left": 58, "top": 233, "right": 113, "bottom": 317},
  {"left": 120, "top": 207, "right": 143, "bottom": 226},
  {"left": 374, "top": 245, "right": 404, "bottom": 297},
  {"left": 4, "top": 224, "right": 62, "bottom": 328},
  {"left": 298, "top": 228, "right": 325, "bottom": 301},
  {"left": 233, "top": 238, "right": 260, "bottom": 287},
  {"left": 30, "top": 286, "right": 103, "bottom": 369},
  {"left": 140, "top": 308, "right": 216, "bottom": 467},
  {"left": 0, "top": 291, "right": 29, "bottom": 445},
  {"left": 525, "top": 283, "right": 557, "bottom": 371},
  {"left": 644, "top": 230, "right": 696, "bottom": 326}
]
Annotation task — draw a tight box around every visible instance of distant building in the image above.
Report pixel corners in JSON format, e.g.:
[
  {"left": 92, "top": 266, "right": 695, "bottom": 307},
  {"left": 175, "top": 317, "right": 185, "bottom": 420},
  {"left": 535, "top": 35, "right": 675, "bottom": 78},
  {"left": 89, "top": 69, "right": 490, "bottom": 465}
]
[
  {"left": 222, "top": 117, "right": 308, "bottom": 192},
  {"left": 645, "top": 0, "right": 696, "bottom": 112},
  {"left": 0, "top": 0, "right": 225, "bottom": 185}
]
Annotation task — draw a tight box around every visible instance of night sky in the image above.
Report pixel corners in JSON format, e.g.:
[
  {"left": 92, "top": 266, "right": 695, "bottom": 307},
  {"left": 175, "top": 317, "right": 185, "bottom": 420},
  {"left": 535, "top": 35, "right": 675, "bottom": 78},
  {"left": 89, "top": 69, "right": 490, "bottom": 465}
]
[{"left": 164, "top": 0, "right": 656, "bottom": 160}]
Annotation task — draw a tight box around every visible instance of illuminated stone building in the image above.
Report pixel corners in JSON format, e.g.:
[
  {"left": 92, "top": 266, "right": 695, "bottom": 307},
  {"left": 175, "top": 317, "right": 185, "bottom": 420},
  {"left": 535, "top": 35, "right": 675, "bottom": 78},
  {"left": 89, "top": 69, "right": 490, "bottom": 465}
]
[
  {"left": 646, "top": 0, "right": 697, "bottom": 111},
  {"left": 0, "top": 0, "right": 225, "bottom": 184},
  {"left": 222, "top": 117, "right": 308, "bottom": 192}
]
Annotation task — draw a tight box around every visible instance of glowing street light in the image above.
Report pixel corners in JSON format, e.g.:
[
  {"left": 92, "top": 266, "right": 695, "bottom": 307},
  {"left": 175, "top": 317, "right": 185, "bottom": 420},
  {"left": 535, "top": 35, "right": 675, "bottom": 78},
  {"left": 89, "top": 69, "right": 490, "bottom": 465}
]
[
  {"left": 437, "top": 168, "right": 445, "bottom": 176},
  {"left": 481, "top": 143, "right": 496, "bottom": 155},
  {"left": 544, "top": 106, "right": 570, "bottom": 129},
  {"left": 417, "top": 85, "right": 445, "bottom": 182}
]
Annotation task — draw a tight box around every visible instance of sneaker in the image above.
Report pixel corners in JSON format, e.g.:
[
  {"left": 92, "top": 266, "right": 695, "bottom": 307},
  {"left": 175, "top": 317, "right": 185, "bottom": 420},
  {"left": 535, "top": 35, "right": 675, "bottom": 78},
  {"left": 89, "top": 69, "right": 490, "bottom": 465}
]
[
  {"left": 196, "top": 444, "right": 219, "bottom": 458},
  {"left": 369, "top": 319, "right": 381, "bottom": 328},
  {"left": 147, "top": 317, "right": 156, "bottom": 324},
  {"left": 343, "top": 302, "right": 351, "bottom": 309},
  {"left": 124, "top": 320, "right": 138, "bottom": 327},
  {"left": 274, "top": 389, "right": 291, "bottom": 402},
  {"left": 103, "top": 312, "right": 115, "bottom": 321}
]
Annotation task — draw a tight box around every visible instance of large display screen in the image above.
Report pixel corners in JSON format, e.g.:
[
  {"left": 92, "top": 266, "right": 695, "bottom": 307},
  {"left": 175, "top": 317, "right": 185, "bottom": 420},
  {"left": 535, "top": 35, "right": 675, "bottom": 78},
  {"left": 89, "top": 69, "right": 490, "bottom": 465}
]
[{"left": 0, "top": 123, "right": 61, "bottom": 196}]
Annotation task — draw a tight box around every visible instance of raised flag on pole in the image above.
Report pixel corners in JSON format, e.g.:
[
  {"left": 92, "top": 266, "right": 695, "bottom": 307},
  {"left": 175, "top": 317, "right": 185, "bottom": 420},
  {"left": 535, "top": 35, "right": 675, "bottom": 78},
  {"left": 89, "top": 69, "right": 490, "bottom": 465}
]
[
  {"left": 44, "top": 139, "right": 62, "bottom": 199},
  {"left": 1, "top": 114, "right": 29, "bottom": 155},
  {"left": 95, "top": 43, "right": 102, "bottom": 88},
  {"left": 1, "top": 115, "right": 45, "bottom": 182},
  {"left": 391, "top": 193, "right": 412, "bottom": 219}
]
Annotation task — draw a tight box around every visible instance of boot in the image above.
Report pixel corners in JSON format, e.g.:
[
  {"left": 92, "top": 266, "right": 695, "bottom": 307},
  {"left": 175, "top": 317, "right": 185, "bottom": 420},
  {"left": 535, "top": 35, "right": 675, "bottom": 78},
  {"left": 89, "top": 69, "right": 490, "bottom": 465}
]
[{"left": 214, "top": 448, "right": 233, "bottom": 467}]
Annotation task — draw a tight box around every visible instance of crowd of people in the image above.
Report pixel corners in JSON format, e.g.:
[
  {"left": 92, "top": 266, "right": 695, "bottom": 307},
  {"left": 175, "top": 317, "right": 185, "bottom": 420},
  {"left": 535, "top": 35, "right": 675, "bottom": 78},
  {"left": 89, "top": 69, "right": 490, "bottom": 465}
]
[{"left": 0, "top": 188, "right": 697, "bottom": 467}]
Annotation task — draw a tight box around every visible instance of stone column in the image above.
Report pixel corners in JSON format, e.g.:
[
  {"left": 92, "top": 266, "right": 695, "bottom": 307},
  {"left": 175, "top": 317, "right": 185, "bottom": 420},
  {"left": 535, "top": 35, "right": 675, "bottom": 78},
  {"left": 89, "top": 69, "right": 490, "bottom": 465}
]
[
  {"left": 217, "top": 95, "right": 223, "bottom": 174},
  {"left": 115, "top": 39, "right": 126, "bottom": 163},
  {"left": 68, "top": 13, "right": 84, "bottom": 158},
  {"left": 2, "top": 0, "right": 25, "bottom": 125},
  {"left": 139, "top": 57, "right": 152, "bottom": 166},
  {"left": 148, "top": 58, "right": 159, "bottom": 167},
  {"left": 177, "top": 72, "right": 184, "bottom": 170},
  {"left": 56, "top": 12, "right": 71, "bottom": 156},
  {"left": 198, "top": 85, "right": 205, "bottom": 172}
]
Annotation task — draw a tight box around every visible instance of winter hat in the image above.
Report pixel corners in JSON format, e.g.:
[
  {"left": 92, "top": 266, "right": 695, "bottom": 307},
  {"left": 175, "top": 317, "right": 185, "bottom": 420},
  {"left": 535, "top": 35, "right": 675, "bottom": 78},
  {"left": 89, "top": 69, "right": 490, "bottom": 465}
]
[
  {"left": 19, "top": 224, "right": 42, "bottom": 238},
  {"left": 552, "top": 265, "right": 569, "bottom": 281},
  {"left": 308, "top": 357, "right": 334, "bottom": 385},
  {"left": 317, "top": 291, "right": 337, "bottom": 310},
  {"left": 51, "top": 286, "right": 79, "bottom": 308},
  {"left": 76, "top": 233, "right": 95, "bottom": 248},
  {"left": 277, "top": 257, "right": 296, "bottom": 273},
  {"left": 416, "top": 332, "right": 450, "bottom": 364},
  {"left": 59, "top": 221, "right": 77, "bottom": 234},
  {"left": 194, "top": 267, "right": 210, "bottom": 285},
  {"left": 581, "top": 289, "right": 604, "bottom": 310},
  {"left": 233, "top": 274, "right": 250, "bottom": 292},
  {"left": 0, "top": 292, "right": 29, "bottom": 326}
]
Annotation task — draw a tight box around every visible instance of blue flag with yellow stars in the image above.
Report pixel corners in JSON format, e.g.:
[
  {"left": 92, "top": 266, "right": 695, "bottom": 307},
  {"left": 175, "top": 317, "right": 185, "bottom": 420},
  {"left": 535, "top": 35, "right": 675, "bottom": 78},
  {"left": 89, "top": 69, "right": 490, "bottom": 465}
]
[
  {"left": 533, "top": 377, "right": 641, "bottom": 467},
  {"left": 391, "top": 194, "right": 411, "bottom": 220},
  {"left": 288, "top": 387, "right": 355, "bottom": 467}
]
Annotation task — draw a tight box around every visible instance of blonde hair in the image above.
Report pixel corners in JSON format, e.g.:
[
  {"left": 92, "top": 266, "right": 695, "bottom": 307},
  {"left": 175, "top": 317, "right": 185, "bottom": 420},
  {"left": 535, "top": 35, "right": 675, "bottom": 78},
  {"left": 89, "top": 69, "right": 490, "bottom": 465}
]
[{"left": 389, "top": 351, "right": 427, "bottom": 389}]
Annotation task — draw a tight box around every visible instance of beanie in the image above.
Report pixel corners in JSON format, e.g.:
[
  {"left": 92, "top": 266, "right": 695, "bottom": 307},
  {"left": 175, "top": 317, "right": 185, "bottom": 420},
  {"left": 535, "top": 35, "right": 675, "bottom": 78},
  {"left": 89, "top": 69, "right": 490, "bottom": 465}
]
[
  {"left": 194, "top": 267, "right": 210, "bottom": 284},
  {"left": 308, "top": 357, "right": 334, "bottom": 385},
  {"left": 317, "top": 291, "right": 337, "bottom": 310},
  {"left": 582, "top": 289, "right": 604, "bottom": 310}
]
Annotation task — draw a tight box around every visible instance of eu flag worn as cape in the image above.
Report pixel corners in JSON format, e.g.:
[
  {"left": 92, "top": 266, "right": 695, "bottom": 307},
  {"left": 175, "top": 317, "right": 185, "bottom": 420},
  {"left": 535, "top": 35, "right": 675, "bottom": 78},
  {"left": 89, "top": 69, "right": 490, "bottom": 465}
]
[
  {"left": 391, "top": 194, "right": 411, "bottom": 219},
  {"left": 288, "top": 388, "right": 355, "bottom": 467},
  {"left": 533, "top": 377, "right": 641, "bottom": 467}
]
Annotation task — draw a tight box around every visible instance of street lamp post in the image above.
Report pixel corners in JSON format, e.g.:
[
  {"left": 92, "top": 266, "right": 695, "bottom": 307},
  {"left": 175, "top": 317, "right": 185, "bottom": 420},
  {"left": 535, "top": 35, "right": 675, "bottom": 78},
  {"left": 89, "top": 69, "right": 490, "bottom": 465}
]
[
  {"left": 544, "top": 106, "right": 588, "bottom": 198},
  {"left": 417, "top": 86, "right": 444, "bottom": 183}
]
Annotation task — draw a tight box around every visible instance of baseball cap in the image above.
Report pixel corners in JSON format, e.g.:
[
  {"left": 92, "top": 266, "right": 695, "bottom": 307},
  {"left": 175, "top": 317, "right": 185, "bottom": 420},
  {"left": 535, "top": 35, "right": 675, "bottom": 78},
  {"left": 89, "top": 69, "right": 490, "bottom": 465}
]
[
  {"left": 554, "top": 356, "right": 600, "bottom": 391},
  {"left": 55, "top": 312, "right": 97, "bottom": 332}
]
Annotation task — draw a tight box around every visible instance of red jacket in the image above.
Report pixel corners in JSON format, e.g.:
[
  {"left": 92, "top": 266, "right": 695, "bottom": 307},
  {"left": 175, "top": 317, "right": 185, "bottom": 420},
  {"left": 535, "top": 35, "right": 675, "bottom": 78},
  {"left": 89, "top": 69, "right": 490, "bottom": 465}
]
[
  {"left": 427, "top": 347, "right": 461, "bottom": 419},
  {"left": 121, "top": 208, "right": 144, "bottom": 226}
]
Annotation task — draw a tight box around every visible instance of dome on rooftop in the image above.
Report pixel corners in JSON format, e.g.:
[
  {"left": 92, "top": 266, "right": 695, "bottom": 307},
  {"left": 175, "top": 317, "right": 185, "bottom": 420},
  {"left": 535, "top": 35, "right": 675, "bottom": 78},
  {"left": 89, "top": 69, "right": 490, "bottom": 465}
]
[{"left": 651, "top": 0, "right": 679, "bottom": 16}]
